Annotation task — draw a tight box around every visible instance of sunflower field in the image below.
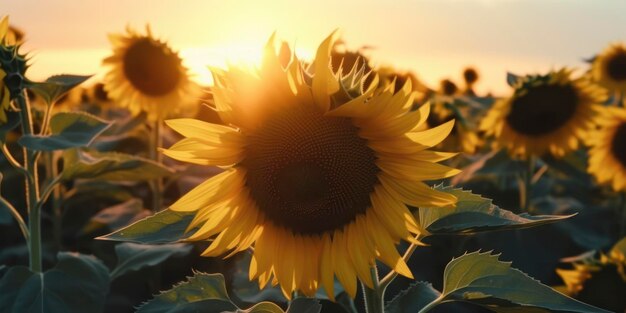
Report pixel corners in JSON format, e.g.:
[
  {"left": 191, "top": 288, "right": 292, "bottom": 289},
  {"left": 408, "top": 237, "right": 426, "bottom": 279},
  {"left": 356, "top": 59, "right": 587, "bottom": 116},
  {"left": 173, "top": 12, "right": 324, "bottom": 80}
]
[{"left": 0, "top": 6, "right": 625, "bottom": 313}]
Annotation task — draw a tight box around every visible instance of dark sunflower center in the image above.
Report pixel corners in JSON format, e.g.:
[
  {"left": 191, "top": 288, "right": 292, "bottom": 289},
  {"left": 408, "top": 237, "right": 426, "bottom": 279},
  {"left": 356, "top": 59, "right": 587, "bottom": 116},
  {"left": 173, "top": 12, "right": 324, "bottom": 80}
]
[
  {"left": 505, "top": 84, "right": 578, "bottom": 136},
  {"left": 122, "top": 38, "right": 181, "bottom": 96},
  {"left": 611, "top": 122, "right": 626, "bottom": 167},
  {"left": 242, "top": 104, "right": 379, "bottom": 235},
  {"left": 607, "top": 53, "right": 626, "bottom": 81}
]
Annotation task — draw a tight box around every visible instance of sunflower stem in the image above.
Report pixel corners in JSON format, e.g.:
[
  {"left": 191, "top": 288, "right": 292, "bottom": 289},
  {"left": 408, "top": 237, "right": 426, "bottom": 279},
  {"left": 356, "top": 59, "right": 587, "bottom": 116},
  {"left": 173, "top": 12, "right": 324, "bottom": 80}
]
[
  {"left": 617, "top": 192, "right": 626, "bottom": 240},
  {"left": 149, "top": 118, "right": 163, "bottom": 212},
  {"left": 521, "top": 155, "right": 535, "bottom": 212},
  {"left": 0, "top": 195, "right": 28, "bottom": 242},
  {"left": 362, "top": 266, "right": 384, "bottom": 313},
  {"left": 17, "top": 92, "right": 42, "bottom": 272},
  {"left": 380, "top": 237, "right": 420, "bottom": 289}
]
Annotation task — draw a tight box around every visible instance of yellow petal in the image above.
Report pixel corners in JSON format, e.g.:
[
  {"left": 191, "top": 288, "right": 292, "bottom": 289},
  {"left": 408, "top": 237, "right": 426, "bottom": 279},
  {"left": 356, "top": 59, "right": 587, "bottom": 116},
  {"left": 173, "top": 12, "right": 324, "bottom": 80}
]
[
  {"left": 170, "top": 169, "right": 244, "bottom": 211},
  {"left": 379, "top": 173, "right": 457, "bottom": 208},
  {"left": 407, "top": 119, "right": 455, "bottom": 147},
  {"left": 312, "top": 30, "right": 340, "bottom": 113}
]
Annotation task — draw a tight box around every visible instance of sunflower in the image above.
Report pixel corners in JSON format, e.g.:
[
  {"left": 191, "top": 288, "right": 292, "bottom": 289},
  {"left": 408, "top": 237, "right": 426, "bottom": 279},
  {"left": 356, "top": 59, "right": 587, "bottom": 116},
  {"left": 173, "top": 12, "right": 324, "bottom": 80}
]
[
  {"left": 162, "top": 32, "right": 459, "bottom": 298},
  {"left": 102, "top": 26, "right": 199, "bottom": 121},
  {"left": 587, "top": 106, "right": 626, "bottom": 191},
  {"left": 592, "top": 43, "right": 626, "bottom": 94},
  {"left": 480, "top": 69, "right": 604, "bottom": 158}
]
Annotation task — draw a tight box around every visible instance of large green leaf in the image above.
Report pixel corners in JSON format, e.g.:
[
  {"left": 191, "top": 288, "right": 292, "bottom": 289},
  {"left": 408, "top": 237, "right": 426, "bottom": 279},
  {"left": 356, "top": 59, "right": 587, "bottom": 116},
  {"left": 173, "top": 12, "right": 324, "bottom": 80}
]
[
  {"left": 422, "top": 251, "right": 611, "bottom": 313},
  {"left": 135, "top": 272, "right": 236, "bottom": 313},
  {"left": 385, "top": 282, "right": 441, "bottom": 313},
  {"left": 0, "top": 252, "right": 109, "bottom": 313},
  {"left": 61, "top": 148, "right": 174, "bottom": 181},
  {"left": 136, "top": 272, "right": 313, "bottom": 313},
  {"left": 97, "top": 208, "right": 194, "bottom": 244},
  {"left": 28, "top": 74, "right": 92, "bottom": 105},
  {"left": 418, "top": 186, "right": 573, "bottom": 235},
  {"left": 19, "top": 112, "right": 111, "bottom": 151},
  {"left": 110, "top": 242, "right": 192, "bottom": 280}
]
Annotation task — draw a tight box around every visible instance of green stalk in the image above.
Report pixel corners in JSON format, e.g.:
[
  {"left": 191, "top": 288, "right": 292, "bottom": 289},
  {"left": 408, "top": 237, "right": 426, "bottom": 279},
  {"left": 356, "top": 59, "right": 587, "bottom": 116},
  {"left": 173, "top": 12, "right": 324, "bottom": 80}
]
[
  {"left": 149, "top": 118, "right": 163, "bottom": 212},
  {"left": 617, "top": 192, "right": 626, "bottom": 240},
  {"left": 17, "top": 92, "right": 41, "bottom": 272},
  {"left": 44, "top": 152, "right": 62, "bottom": 250},
  {"left": 520, "top": 156, "right": 535, "bottom": 212},
  {"left": 362, "top": 266, "right": 384, "bottom": 313}
]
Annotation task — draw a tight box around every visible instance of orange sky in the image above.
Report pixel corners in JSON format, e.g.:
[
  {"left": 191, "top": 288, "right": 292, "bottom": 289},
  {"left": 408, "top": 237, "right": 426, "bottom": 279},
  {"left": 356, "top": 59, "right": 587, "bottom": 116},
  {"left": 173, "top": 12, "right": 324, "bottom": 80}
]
[{"left": 7, "top": 0, "right": 626, "bottom": 95}]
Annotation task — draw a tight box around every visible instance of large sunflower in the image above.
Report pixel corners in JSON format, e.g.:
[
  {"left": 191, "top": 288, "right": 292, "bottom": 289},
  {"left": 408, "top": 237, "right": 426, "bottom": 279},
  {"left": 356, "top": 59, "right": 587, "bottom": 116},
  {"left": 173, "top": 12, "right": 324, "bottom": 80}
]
[
  {"left": 102, "top": 26, "right": 199, "bottom": 121},
  {"left": 480, "top": 69, "right": 604, "bottom": 158},
  {"left": 592, "top": 43, "right": 626, "bottom": 94},
  {"left": 587, "top": 106, "right": 626, "bottom": 191},
  {"left": 162, "top": 33, "right": 459, "bottom": 298}
]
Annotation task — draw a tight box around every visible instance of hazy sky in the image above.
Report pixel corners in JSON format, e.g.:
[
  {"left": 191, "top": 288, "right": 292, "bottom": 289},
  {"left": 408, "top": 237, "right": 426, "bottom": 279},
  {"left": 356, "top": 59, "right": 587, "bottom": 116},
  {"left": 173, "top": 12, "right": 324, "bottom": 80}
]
[{"left": 6, "top": 0, "right": 626, "bottom": 94}]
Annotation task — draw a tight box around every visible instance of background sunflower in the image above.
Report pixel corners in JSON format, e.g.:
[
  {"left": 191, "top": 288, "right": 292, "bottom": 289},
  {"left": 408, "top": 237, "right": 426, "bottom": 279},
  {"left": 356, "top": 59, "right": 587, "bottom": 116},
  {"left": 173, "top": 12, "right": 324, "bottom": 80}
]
[
  {"left": 587, "top": 106, "right": 626, "bottom": 191},
  {"left": 162, "top": 32, "right": 459, "bottom": 298},
  {"left": 480, "top": 69, "right": 604, "bottom": 158},
  {"left": 102, "top": 26, "right": 200, "bottom": 121},
  {"left": 592, "top": 43, "right": 626, "bottom": 95}
]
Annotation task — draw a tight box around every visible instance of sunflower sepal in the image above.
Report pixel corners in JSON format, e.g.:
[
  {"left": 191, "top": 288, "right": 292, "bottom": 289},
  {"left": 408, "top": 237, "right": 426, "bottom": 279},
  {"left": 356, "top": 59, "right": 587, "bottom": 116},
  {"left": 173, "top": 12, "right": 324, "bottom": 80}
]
[
  {"left": 394, "top": 251, "right": 612, "bottom": 313},
  {"left": 18, "top": 111, "right": 111, "bottom": 151},
  {"left": 27, "top": 74, "right": 92, "bottom": 105},
  {"left": 135, "top": 271, "right": 321, "bottom": 313},
  {"left": 506, "top": 72, "right": 522, "bottom": 87},
  {"left": 416, "top": 185, "right": 575, "bottom": 236}
]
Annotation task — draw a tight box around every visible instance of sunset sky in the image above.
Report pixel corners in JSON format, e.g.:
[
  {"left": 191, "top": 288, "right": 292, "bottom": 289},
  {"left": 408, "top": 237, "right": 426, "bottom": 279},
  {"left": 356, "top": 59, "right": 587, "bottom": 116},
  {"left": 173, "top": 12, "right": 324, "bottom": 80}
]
[{"left": 6, "top": 0, "right": 626, "bottom": 95}]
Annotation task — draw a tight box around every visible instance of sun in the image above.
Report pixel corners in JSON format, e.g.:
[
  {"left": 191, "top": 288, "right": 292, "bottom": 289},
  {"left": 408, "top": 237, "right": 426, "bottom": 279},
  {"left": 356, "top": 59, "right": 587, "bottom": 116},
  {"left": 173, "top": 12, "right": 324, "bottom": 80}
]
[{"left": 182, "top": 43, "right": 314, "bottom": 87}]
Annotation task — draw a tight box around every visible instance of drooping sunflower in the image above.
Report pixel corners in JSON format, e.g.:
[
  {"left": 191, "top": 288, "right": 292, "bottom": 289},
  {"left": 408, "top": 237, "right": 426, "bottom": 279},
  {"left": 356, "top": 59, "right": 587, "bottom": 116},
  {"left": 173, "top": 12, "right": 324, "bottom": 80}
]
[
  {"left": 102, "top": 26, "right": 199, "bottom": 121},
  {"left": 587, "top": 106, "right": 626, "bottom": 191},
  {"left": 592, "top": 43, "right": 626, "bottom": 94},
  {"left": 162, "top": 33, "right": 459, "bottom": 298},
  {"left": 480, "top": 69, "right": 604, "bottom": 158}
]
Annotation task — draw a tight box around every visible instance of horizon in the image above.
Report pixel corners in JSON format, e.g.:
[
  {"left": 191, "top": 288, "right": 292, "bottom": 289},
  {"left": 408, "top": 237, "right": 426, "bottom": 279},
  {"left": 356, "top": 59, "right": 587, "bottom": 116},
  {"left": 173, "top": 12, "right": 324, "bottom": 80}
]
[{"left": 7, "top": 0, "right": 626, "bottom": 95}]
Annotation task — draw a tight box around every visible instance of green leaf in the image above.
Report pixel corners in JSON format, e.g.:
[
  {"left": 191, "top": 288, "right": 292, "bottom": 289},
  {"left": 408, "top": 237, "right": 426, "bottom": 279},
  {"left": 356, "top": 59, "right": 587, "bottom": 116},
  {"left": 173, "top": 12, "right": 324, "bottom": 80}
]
[
  {"left": 28, "top": 74, "right": 92, "bottom": 105},
  {"left": 385, "top": 282, "right": 441, "bottom": 313},
  {"left": 19, "top": 112, "right": 111, "bottom": 151},
  {"left": 418, "top": 186, "right": 573, "bottom": 235},
  {"left": 110, "top": 242, "right": 192, "bottom": 280},
  {"left": 137, "top": 272, "right": 296, "bottom": 313},
  {"left": 97, "top": 208, "right": 194, "bottom": 244},
  {"left": 81, "top": 198, "right": 147, "bottom": 234},
  {"left": 433, "top": 251, "right": 612, "bottom": 313},
  {"left": 61, "top": 148, "right": 174, "bottom": 181},
  {"left": 239, "top": 302, "right": 284, "bottom": 313},
  {"left": 0, "top": 252, "right": 109, "bottom": 313},
  {"left": 136, "top": 272, "right": 237, "bottom": 313},
  {"left": 506, "top": 72, "right": 521, "bottom": 87}
]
